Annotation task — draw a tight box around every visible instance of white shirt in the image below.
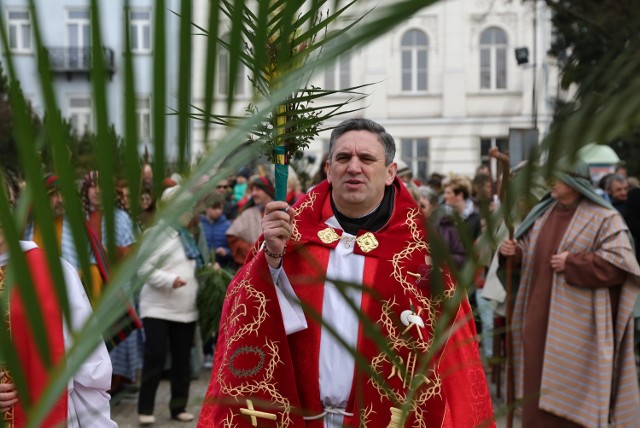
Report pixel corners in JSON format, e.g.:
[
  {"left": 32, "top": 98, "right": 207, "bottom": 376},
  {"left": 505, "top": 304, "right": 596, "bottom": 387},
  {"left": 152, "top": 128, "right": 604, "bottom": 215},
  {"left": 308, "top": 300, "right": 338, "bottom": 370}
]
[{"left": 270, "top": 217, "right": 364, "bottom": 428}]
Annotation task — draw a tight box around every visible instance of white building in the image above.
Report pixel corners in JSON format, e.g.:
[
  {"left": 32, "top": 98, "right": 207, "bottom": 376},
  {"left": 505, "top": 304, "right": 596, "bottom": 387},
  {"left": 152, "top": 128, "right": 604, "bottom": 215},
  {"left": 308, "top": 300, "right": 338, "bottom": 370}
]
[
  {"left": 1, "top": 0, "right": 182, "bottom": 158},
  {"left": 192, "top": 0, "right": 563, "bottom": 180}
]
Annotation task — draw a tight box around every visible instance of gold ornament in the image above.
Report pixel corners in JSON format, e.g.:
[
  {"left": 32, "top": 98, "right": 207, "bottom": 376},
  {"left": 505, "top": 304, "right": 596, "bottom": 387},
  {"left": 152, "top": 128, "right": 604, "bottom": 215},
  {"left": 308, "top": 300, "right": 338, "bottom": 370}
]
[
  {"left": 386, "top": 407, "right": 406, "bottom": 428},
  {"left": 239, "top": 399, "right": 277, "bottom": 426},
  {"left": 317, "top": 227, "right": 340, "bottom": 244},
  {"left": 356, "top": 232, "right": 378, "bottom": 253}
]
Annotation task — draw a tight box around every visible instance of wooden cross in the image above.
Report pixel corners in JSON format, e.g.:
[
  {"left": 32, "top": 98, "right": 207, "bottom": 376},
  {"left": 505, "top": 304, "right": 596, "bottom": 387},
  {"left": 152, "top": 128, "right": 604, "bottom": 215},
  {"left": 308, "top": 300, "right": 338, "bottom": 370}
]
[{"left": 239, "top": 399, "right": 277, "bottom": 426}]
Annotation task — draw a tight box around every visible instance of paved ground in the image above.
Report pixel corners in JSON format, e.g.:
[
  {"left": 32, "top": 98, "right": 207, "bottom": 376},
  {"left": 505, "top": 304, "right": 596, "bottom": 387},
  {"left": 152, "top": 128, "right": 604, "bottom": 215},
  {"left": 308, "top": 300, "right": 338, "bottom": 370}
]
[
  {"left": 110, "top": 365, "right": 519, "bottom": 427},
  {"left": 110, "top": 368, "right": 211, "bottom": 428}
]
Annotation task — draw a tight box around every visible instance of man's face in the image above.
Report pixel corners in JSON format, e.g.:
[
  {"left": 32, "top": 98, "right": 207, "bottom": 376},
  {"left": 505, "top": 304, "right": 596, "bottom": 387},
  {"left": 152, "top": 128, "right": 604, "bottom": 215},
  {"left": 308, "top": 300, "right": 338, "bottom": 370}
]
[
  {"left": 551, "top": 180, "right": 580, "bottom": 204},
  {"left": 216, "top": 180, "right": 230, "bottom": 195},
  {"left": 326, "top": 130, "right": 396, "bottom": 217},
  {"left": 443, "top": 186, "right": 466, "bottom": 212},
  {"left": 610, "top": 180, "right": 629, "bottom": 202},
  {"left": 88, "top": 183, "right": 101, "bottom": 209},
  {"left": 251, "top": 186, "right": 272, "bottom": 207},
  {"left": 443, "top": 186, "right": 455, "bottom": 206},
  {"left": 49, "top": 191, "right": 65, "bottom": 217}
]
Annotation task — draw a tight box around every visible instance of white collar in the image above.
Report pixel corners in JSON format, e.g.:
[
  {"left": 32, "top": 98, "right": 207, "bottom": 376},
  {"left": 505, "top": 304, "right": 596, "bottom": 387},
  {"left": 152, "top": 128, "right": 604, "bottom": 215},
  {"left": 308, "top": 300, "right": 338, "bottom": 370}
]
[{"left": 0, "top": 241, "right": 38, "bottom": 267}]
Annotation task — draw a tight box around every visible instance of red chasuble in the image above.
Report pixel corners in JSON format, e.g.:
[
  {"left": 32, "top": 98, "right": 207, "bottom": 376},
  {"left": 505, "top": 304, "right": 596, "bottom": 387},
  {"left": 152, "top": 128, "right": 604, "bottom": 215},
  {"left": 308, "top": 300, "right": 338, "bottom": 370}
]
[
  {"left": 3, "top": 247, "right": 68, "bottom": 427},
  {"left": 199, "top": 179, "right": 494, "bottom": 428}
]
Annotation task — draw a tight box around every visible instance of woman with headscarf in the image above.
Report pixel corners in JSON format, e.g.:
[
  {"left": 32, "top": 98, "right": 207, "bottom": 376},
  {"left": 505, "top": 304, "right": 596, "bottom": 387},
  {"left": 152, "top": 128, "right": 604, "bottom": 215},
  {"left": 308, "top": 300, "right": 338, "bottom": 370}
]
[{"left": 80, "top": 171, "right": 141, "bottom": 396}]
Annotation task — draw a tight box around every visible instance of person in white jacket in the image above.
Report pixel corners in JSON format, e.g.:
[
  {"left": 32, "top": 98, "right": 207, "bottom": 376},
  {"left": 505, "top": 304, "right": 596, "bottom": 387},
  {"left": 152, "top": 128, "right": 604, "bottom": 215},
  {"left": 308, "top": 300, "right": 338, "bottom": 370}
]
[{"left": 136, "top": 186, "right": 201, "bottom": 425}]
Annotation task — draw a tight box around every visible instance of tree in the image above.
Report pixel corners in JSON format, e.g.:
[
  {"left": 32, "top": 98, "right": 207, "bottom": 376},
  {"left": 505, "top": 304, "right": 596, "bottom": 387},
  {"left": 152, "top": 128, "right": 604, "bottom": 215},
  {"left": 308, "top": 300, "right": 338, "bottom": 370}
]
[
  {"left": 546, "top": 0, "right": 640, "bottom": 174},
  {"left": 0, "top": 61, "right": 129, "bottom": 181}
]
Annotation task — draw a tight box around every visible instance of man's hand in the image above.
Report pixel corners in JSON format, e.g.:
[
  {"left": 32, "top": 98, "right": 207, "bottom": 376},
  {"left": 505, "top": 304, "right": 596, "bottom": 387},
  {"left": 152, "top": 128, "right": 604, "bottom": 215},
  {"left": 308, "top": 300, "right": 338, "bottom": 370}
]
[
  {"left": 215, "top": 247, "right": 228, "bottom": 257},
  {"left": 550, "top": 251, "right": 569, "bottom": 272},
  {"left": 0, "top": 382, "right": 18, "bottom": 410},
  {"left": 262, "top": 201, "right": 293, "bottom": 268},
  {"left": 499, "top": 239, "right": 518, "bottom": 257},
  {"left": 173, "top": 277, "right": 187, "bottom": 289}
]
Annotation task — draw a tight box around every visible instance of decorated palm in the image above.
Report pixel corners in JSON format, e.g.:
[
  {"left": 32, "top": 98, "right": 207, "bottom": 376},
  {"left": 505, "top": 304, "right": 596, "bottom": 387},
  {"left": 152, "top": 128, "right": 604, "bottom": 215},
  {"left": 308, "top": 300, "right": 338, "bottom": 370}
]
[{"left": 196, "top": 0, "right": 375, "bottom": 200}]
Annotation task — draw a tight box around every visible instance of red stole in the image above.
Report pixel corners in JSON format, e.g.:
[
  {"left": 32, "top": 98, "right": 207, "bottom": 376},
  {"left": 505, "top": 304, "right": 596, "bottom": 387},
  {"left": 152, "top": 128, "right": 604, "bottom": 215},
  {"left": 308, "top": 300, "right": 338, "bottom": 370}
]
[
  {"left": 199, "top": 179, "right": 494, "bottom": 427},
  {"left": 5, "top": 247, "right": 67, "bottom": 427}
]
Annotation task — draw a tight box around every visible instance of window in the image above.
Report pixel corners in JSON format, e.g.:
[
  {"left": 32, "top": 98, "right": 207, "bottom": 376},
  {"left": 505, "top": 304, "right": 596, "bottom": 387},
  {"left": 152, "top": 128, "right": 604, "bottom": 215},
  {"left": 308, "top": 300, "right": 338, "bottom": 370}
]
[
  {"left": 401, "top": 138, "right": 429, "bottom": 180},
  {"left": 324, "top": 51, "right": 351, "bottom": 90},
  {"left": 217, "top": 33, "right": 249, "bottom": 97},
  {"left": 130, "top": 10, "right": 151, "bottom": 53},
  {"left": 136, "top": 97, "right": 152, "bottom": 141},
  {"left": 68, "top": 97, "right": 93, "bottom": 134},
  {"left": 480, "top": 27, "right": 508, "bottom": 90},
  {"left": 7, "top": 9, "right": 31, "bottom": 53},
  {"left": 66, "top": 9, "right": 91, "bottom": 69},
  {"left": 401, "top": 30, "right": 428, "bottom": 92},
  {"left": 480, "top": 137, "right": 509, "bottom": 178}
]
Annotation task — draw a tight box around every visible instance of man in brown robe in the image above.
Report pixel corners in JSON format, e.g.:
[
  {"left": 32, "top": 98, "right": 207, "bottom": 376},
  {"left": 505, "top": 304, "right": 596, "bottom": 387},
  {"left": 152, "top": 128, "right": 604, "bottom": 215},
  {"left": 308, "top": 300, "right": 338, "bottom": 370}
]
[{"left": 500, "top": 160, "right": 640, "bottom": 427}]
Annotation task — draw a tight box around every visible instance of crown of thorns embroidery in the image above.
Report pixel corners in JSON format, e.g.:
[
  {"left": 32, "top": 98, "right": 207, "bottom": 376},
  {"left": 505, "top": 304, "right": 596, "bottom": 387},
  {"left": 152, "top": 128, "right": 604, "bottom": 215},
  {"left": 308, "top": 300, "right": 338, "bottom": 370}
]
[{"left": 228, "top": 346, "right": 266, "bottom": 378}]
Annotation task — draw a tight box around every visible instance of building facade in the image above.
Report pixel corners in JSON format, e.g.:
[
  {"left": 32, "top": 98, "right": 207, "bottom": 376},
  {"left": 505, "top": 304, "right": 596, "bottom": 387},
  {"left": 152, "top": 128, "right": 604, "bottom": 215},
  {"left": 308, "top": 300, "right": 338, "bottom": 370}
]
[
  {"left": 192, "top": 0, "right": 563, "bottom": 180},
  {"left": 1, "top": 0, "right": 182, "bottom": 158}
]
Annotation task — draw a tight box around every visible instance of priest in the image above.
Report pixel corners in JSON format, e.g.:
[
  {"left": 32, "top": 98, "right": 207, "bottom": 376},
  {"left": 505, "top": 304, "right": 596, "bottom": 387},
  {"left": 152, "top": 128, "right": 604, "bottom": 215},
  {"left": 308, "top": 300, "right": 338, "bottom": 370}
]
[{"left": 199, "top": 119, "right": 494, "bottom": 427}]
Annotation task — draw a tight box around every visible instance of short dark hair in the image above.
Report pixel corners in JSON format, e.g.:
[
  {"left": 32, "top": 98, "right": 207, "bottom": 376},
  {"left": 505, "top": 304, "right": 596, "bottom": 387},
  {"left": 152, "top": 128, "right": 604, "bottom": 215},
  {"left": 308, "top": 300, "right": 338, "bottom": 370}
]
[
  {"left": 204, "top": 193, "right": 225, "bottom": 209},
  {"left": 328, "top": 119, "right": 396, "bottom": 165}
]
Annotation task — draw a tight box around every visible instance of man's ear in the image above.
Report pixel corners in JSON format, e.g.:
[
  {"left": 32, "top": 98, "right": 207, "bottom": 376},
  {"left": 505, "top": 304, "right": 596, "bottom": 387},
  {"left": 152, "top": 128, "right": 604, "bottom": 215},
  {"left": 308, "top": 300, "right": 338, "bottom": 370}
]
[
  {"left": 325, "top": 159, "right": 332, "bottom": 182},
  {"left": 386, "top": 162, "right": 398, "bottom": 185}
]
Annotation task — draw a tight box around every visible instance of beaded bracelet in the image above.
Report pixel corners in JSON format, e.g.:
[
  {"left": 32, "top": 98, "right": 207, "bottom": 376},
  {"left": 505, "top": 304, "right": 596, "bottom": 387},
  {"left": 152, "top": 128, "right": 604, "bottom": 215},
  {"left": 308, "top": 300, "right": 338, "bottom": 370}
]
[{"left": 264, "top": 245, "right": 286, "bottom": 258}]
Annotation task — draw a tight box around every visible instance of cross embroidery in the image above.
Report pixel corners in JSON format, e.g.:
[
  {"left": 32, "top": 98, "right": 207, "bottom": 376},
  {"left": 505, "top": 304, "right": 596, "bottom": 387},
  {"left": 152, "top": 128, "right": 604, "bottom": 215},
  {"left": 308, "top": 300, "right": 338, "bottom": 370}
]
[{"left": 239, "top": 399, "right": 277, "bottom": 426}]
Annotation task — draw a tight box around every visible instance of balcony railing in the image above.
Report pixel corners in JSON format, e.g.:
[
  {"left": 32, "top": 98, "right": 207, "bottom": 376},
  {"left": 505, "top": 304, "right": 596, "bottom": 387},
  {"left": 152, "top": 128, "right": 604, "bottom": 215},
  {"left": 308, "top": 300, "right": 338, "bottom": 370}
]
[{"left": 46, "top": 47, "right": 115, "bottom": 77}]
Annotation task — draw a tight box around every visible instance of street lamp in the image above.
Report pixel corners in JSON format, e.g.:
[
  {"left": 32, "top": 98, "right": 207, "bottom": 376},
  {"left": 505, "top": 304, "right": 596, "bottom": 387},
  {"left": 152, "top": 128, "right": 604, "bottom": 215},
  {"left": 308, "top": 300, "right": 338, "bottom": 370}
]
[{"left": 514, "top": 47, "right": 529, "bottom": 65}]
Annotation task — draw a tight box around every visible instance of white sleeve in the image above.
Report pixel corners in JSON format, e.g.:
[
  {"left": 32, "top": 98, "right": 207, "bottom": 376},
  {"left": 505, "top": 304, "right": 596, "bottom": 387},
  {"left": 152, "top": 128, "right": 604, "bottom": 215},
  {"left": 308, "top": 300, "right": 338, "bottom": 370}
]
[
  {"left": 480, "top": 252, "right": 506, "bottom": 313},
  {"left": 61, "top": 259, "right": 117, "bottom": 428},
  {"left": 268, "top": 263, "right": 308, "bottom": 335}
]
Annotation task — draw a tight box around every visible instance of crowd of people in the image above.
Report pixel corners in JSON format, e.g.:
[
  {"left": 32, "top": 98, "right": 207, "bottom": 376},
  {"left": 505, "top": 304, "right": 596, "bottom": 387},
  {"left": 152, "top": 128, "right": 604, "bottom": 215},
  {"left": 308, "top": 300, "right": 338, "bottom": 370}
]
[{"left": 1, "top": 118, "right": 640, "bottom": 427}]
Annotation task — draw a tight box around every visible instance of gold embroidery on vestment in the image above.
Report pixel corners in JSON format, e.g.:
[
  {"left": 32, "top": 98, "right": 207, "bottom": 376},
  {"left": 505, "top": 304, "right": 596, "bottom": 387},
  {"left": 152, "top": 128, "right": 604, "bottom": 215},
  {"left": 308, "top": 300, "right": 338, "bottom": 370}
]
[
  {"left": 317, "top": 228, "right": 379, "bottom": 252},
  {"left": 0, "top": 266, "right": 14, "bottom": 427},
  {"left": 356, "top": 232, "right": 378, "bottom": 253},
  {"left": 317, "top": 227, "right": 340, "bottom": 244},
  {"left": 239, "top": 399, "right": 277, "bottom": 426},
  {"left": 215, "top": 266, "right": 293, "bottom": 426},
  {"left": 367, "top": 206, "right": 454, "bottom": 426},
  {"left": 290, "top": 191, "right": 317, "bottom": 242}
]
